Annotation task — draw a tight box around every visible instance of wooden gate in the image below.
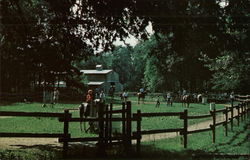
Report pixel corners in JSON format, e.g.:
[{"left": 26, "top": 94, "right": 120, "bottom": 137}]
[{"left": 59, "top": 101, "right": 140, "bottom": 157}]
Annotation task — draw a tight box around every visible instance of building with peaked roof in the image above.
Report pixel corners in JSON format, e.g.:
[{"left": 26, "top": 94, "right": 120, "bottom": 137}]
[{"left": 80, "top": 65, "right": 123, "bottom": 93}]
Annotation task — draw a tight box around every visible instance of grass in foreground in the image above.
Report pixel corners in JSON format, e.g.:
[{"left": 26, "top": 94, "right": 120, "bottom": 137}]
[
  {"left": 0, "top": 118, "right": 249, "bottom": 160},
  {"left": 140, "top": 118, "right": 250, "bottom": 160}
]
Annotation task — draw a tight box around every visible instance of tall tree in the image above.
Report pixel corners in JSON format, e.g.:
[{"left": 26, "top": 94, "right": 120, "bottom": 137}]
[{"left": 1, "top": 0, "right": 249, "bottom": 94}]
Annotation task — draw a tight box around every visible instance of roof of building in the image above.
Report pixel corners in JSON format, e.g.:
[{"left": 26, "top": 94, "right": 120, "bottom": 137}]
[
  {"left": 80, "top": 69, "right": 112, "bottom": 75},
  {"left": 87, "top": 81, "right": 105, "bottom": 85}
]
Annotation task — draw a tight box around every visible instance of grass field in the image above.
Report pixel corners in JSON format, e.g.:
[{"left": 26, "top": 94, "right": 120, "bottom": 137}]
[
  {"left": 0, "top": 119, "right": 249, "bottom": 160},
  {"left": 140, "top": 119, "right": 250, "bottom": 160},
  {"left": 0, "top": 97, "right": 226, "bottom": 137},
  {"left": 0, "top": 97, "right": 249, "bottom": 160}
]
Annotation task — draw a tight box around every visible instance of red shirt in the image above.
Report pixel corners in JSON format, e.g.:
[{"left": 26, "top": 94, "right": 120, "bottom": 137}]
[{"left": 86, "top": 94, "right": 93, "bottom": 103}]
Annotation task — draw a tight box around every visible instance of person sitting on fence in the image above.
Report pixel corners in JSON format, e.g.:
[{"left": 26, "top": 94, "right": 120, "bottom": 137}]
[
  {"left": 83, "top": 89, "right": 98, "bottom": 132},
  {"left": 82, "top": 89, "right": 94, "bottom": 117},
  {"left": 79, "top": 102, "right": 90, "bottom": 132},
  {"left": 155, "top": 96, "right": 160, "bottom": 108},
  {"left": 86, "top": 89, "right": 94, "bottom": 103}
]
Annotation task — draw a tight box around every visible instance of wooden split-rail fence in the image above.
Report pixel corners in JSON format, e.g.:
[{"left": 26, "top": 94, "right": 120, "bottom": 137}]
[
  {"left": 0, "top": 101, "right": 140, "bottom": 157},
  {"left": 58, "top": 101, "right": 141, "bottom": 157},
  {"left": 0, "top": 96, "right": 249, "bottom": 157},
  {"left": 133, "top": 95, "right": 250, "bottom": 152}
]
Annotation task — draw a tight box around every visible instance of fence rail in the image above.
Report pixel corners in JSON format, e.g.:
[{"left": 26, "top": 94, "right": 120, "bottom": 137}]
[
  {"left": 0, "top": 111, "right": 64, "bottom": 117},
  {"left": 59, "top": 135, "right": 139, "bottom": 143},
  {"left": 214, "top": 108, "right": 226, "bottom": 113},
  {"left": 133, "top": 100, "right": 249, "bottom": 149},
  {"left": 187, "top": 114, "right": 212, "bottom": 119},
  {"left": 140, "top": 128, "right": 183, "bottom": 135},
  {"left": 187, "top": 128, "right": 212, "bottom": 134},
  {"left": 139, "top": 112, "right": 183, "bottom": 117},
  {"left": 0, "top": 132, "right": 64, "bottom": 138},
  {"left": 61, "top": 117, "right": 138, "bottom": 122}
]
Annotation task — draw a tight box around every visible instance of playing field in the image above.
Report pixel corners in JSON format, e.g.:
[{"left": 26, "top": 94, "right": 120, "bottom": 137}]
[
  {"left": 1, "top": 97, "right": 249, "bottom": 160},
  {"left": 0, "top": 97, "right": 226, "bottom": 137}
]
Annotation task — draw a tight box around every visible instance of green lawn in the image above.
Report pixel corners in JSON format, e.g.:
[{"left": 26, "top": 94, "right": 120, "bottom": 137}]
[
  {"left": 0, "top": 102, "right": 96, "bottom": 137},
  {"left": 0, "top": 118, "right": 249, "bottom": 160},
  {"left": 0, "top": 98, "right": 249, "bottom": 160},
  {"left": 0, "top": 98, "right": 227, "bottom": 137},
  {"left": 140, "top": 119, "right": 250, "bottom": 160}
]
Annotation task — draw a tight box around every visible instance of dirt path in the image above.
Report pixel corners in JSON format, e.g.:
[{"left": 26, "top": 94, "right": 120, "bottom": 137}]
[
  {"left": 0, "top": 106, "right": 237, "bottom": 149},
  {"left": 140, "top": 114, "right": 225, "bottom": 142},
  {"left": 141, "top": 106, "right": 236, "bottom": 142},
  {"left": 0, "top": 138, "right": 61, "bottom": 149}
]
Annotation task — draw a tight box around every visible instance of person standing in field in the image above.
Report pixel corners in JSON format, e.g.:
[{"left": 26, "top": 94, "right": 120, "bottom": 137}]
[
  {"left": 155, "top": 96, "right": 160, "bottom": 108},
  {"left": 230, "top": 91, "right": 235, "bottom": 107},
  {"left": 122, "top": 90, "right": 128, "bottom": 103},
  {"left": 166, "top": 92, "right": 173, "bottom": 106},
  {"left": 53, "top": 88, "right": 59, "bottom": 104},
  {"left": 86, "top": 89, "right": 94, "bottom": 116},
  {"left": 99, "top": 90, "right": 106, "bottom": 103}
]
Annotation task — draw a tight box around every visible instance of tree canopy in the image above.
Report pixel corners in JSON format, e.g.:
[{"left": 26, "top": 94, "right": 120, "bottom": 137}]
[{"left": 1, "top": 0, "right": 249, "bottom": 94}]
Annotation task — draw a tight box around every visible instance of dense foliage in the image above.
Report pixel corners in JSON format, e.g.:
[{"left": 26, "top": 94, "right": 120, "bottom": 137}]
[{"left": 1, "top": 0, "right": 249, "bottom": 94}]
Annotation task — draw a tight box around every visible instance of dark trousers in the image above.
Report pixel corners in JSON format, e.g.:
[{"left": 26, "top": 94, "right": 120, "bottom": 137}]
[{"left": 156, "top": 101, "right": 160, "bottom": 108}]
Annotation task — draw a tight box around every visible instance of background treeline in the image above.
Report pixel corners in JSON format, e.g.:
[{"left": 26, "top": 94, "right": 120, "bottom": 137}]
[
  {"left": 1, "top": 0, "right": 250, "bottom": 96},
  {"left": 75, "top": 33, "right": 250, "bottom": 93}
]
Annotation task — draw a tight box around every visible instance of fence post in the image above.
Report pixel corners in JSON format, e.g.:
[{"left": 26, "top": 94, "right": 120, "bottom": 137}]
[
  {"left": 109, "top": 103, "right": 113, "bottom": 144},
  {"left": 224, "top": 107, "right": 228, "bottom": 136},
  {"left": 210, "top": 108, "right": 216, "bottom": 143},
  {"left": 122, "top": 102, "right": 126, "bottom": 144},
  {"left": 63, "top": 109, "right": 71, "bottom": 158},
  {"left": 136, "top": 110, "right": 141, "bottom": 153},
  {"left": 126, "top": 101, "right": 132, "bottom": 153},
  {"left": 247, "top": 102, "right": 250, "bottom": 118},
  {"left": 230, "top": 106, "right": 234, "bottom": 130},
  {"left": 244, "top": 103, "right": 247, "bottom": 120},
  {"left": 183, "top": 109, "right": 188, "bottom": 148},
  {"left": 243, "top": 103, "right": 246, "bottom": 120},
  {"left": 98, "top": 102, "right": 105, "bottom": 156},
  {"left": 240, "top": 104, "right": 243, "bottom": 122},
  {"left": 104, "top": 104, "right": 109, "bottom": 145},
  {"left": 237, "top": 105, "right": 240, "bottom": 126}
]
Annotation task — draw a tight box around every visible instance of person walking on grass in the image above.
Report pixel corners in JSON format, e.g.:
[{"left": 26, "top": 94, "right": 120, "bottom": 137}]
[
  {"left": 230, "top": 91, "right": 235, "bottom": 107},
  {"left": 53, "top": 88, "right": 59, "bottom": 104},
  {"left": 122, "top": 90, "right": 129, "bottom": 103},
  {"left": 166, "top": 92, "right": 173, "bottom": 106},
  {"left": 99, "top": 90, "right": 106, "bottom": 103},
  {"left": 155, "top": 96, "right": 160, "bottom": 108}
]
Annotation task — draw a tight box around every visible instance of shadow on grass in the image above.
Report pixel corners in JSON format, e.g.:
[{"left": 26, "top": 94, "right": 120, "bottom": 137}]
[
  {"left": 4, "top": 141, "right": 249, "bottom": 160},
  {"left": 217, "top": 120, "right": 250, "bottom": 147},
  {"left": 0, "top": 101, "right": 16, "bottom": 106}
]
